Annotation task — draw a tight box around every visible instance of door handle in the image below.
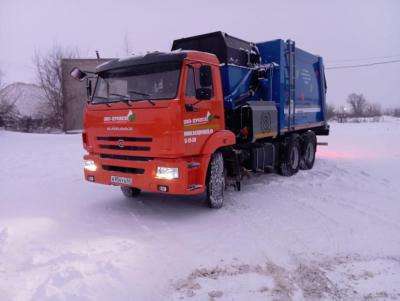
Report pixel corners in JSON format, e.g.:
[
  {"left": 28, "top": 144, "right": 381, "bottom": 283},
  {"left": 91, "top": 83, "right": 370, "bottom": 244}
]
[{"left": 185, "top": 104, "right": 199, "bottom": 112}]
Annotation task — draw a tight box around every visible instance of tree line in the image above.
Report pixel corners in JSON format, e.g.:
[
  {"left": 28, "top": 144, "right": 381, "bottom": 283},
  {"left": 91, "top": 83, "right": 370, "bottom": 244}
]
[{"left": 327, "top": 93, "right": 399, "bottom": 120}]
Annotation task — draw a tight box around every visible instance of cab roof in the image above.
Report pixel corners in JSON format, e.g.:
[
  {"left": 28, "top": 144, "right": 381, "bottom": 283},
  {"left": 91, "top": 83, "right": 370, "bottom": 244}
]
[{"left": 96, "top": 51, "right": 219, "bottom": 73}]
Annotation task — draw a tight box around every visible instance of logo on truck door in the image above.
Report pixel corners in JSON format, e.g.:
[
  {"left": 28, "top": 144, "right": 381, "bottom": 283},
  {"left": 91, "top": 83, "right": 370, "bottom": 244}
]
[
  {"left": 183, "top": 111, "right": 213, "bottom": 126},
  {"left": 183, "top": 111, "right": 218, "bottom": 144}
]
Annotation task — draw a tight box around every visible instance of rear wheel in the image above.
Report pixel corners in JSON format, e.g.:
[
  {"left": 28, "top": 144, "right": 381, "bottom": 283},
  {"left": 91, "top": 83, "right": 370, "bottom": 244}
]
[
  {"left": 278, "top": 134, "right": 301, "bottom": 176},
  {"left": 121, "top": 186, "right": 141, "bottom": 198},
  {"left": 300, "top": 132, "right": 316, "bottom": 170},
  {"left": 206, "top": 152, "right": 225, "bottom": 209}
]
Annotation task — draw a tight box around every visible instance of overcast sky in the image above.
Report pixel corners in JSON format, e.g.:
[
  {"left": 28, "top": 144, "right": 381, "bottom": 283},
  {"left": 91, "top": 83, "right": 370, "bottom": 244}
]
[{"left": 1, "top": 0, "right": 399, "bottom": 108}]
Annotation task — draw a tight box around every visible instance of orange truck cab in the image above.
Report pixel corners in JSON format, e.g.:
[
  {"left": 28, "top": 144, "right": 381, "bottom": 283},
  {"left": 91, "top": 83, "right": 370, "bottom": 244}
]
[
  {"left": 71, "top": 32, "right": 328, "bottom": 208},
  {"left": 82, "top": 51, "right": 234, "bottom": 199}
]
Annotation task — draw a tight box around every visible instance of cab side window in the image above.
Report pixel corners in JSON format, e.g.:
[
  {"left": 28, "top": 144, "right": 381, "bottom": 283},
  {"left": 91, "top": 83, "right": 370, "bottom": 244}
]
[
  {"left": 185, "top": 65, "right": 213, "bottom": 98},
  {"left": 186, "top": 66, "right": 196, "bottom": 97}
]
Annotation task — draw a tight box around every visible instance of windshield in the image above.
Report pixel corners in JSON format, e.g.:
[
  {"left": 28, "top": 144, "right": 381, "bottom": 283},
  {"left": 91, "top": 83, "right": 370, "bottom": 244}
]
[{"left": 92, "top": 61, "right": 182, "bottom": 104}]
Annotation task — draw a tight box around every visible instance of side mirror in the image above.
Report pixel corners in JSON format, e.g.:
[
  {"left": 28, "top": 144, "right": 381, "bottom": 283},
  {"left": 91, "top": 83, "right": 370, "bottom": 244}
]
[
  {"left": 70, "top": 67, "right": 87, "bottom": 82},
  {"left": 196, "top": 87, "right": 212, "bottom": 100},
  {"left": 199, "top": 65, "right": 212, "bottom": 87}
]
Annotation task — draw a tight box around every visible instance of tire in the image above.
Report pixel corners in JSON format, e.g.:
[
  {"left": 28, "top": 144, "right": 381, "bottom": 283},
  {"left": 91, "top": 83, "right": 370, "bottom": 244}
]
[
  {"left": 278, "top": 134, "right": 301, "bottom": 176},
  {"left": 121, "top": 186, "right": 141, "bottom": 198},
  {"left": 206, "top": 152, "right": 225, "bottom": 209},
  {"left": 300, "top": 132, "right": 316, "bottom": 170}
]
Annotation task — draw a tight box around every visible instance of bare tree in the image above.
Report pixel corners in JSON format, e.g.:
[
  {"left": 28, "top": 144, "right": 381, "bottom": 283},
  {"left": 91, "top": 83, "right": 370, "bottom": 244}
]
[
  {"left": 366, "top": 102, "right": 382, "bottom": 117},
  {"left": 383, "top": 108, "right": 393, "bottom": 116},
  {"left": 33, "top": 45, "right": 78, "bottom": 128},
  {"left": 394, "top": 108, "right": 400, "bottom": 118},
  {"left": 326, "top": 104, "right": 336, "bottom": 120},
  {"left": 346, "top": 93, "right": 368, "bottom": 117}
]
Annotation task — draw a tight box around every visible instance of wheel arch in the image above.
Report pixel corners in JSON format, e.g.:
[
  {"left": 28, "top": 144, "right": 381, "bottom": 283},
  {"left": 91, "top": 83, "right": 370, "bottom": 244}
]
[
  {"left": 200, "top": 130, "right": 236, "bottom": 156},
  {"left": 200, "top": 130, "right": 235, "bottom": 187}
]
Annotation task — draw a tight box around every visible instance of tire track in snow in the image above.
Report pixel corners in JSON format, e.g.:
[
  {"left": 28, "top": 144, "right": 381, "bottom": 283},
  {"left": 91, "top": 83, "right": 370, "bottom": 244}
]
[{"left": 172, "top": 254, "right": 400, "bottom": 301}]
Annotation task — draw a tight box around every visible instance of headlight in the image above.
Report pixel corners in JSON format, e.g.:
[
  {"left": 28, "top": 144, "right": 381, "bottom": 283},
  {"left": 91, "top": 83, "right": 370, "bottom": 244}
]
[
  {"left": 84, "top": 160, "right": 97, "bottom": 172},
  {"left": 156, "top": 167, "right": 179, "bottom": 180}
]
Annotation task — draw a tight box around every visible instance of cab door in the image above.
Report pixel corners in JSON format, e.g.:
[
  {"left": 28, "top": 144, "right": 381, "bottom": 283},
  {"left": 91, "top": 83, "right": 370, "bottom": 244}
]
[{"left": 182, "top": 63, "right": 222, "bottom": 155}]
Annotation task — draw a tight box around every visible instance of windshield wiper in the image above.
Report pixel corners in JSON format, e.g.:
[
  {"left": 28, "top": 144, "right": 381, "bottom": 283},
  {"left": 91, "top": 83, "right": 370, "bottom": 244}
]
[
  {"left": 108, "top": 91, "right": 155, "bottom": 106},
  {"left": 109, "top": 93, "right": 132, "bottom": 106},
  {"left": 128, "top": 90, "right": 150, "bottom": 97},
  {"left": 128, "top": 90, "right": 155, "bottom": 106}
]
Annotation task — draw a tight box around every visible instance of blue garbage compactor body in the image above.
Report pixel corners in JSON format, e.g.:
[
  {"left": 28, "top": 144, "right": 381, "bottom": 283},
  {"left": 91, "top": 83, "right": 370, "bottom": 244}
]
[
  {"left": 221, "top": 40, "right": 328, "bottom": 135},
  {"left": 172, "top": 31, "right": 328, "bottom": 138}
]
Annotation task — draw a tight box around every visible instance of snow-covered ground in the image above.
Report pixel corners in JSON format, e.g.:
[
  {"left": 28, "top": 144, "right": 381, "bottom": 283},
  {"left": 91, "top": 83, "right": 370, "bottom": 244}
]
[{"left": 1, "top": 118, "right": 400, "bottom": 301}]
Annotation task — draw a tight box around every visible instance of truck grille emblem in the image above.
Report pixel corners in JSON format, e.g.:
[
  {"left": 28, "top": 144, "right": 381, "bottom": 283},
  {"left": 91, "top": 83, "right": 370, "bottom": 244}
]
[{"left": 117, "top": 139, "right": 124, "bottom": 148}]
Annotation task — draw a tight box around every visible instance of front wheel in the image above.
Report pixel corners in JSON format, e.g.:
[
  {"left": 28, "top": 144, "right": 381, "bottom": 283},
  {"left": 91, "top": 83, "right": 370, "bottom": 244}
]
[
  {"left": 206, "top": 152, "right": 225, "bottom": 209},
  {"left": 121, "top": 186, "right": 141, "bottom": 198}
]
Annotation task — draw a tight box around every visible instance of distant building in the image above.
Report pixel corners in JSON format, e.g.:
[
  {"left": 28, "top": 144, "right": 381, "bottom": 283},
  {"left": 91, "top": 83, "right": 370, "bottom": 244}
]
[{"left": 61, "top": 59, "right": 112, "bottom": 131}]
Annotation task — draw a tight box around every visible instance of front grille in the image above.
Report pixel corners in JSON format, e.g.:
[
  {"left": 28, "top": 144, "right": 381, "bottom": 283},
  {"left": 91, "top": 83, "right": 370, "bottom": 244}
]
[
  {"left": 99, "top": 145, "right": 150, "bottom": 151},
  {"left": 97, "top": 136, "right": 152, "bottom": 142},
  {"left": 102, "top": 165, "right": 145, "bottom": 174},
  {"left": 100, "top": 154, "right": 153, "bottom": 161}
]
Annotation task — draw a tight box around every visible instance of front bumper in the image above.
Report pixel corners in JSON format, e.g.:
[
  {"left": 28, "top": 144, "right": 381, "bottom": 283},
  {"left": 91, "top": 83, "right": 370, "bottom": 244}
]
[{"left": 83, "top": 154, "right": 207, "bottom": 195}]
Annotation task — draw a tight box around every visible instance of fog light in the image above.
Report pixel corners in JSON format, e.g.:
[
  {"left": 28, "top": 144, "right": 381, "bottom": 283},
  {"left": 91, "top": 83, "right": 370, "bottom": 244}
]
[
  {"left": 158, "top": 185, "right": 169, "bottom": 192},
  {"left": 87, "top": 175, "right": 95, "bottom": 182},
  {"left": 156, "top": 167, "right": 179, "bottom": 180},
  {"left": 84, "top": 160, "right": 97, "bottom": 172}
]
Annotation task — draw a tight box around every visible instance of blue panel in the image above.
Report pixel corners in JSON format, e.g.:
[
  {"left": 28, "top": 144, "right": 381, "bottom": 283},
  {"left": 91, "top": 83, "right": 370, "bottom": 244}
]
[
  {"left": 220, "top": 38, "right": 327, "bottom": 133},
  {"left": 221, "top": 65, "right": 255, "bottom": 110},
  {"left": 294, "top": 48, "right": 324, "bottom": 127},
  {"left": 256, "top": 39, "right": 286, "bottom": 132}
]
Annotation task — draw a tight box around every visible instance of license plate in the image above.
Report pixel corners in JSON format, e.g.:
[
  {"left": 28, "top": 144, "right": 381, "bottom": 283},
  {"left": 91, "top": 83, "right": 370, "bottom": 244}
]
[{"left": 111, "top": 176, "right": 132, "bottom": 185}]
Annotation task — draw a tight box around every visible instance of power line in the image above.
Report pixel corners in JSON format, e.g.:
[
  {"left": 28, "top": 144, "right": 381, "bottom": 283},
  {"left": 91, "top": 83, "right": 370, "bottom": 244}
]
[
  {"left": 326, "top": 59, "right": 400, "bottom": 70},
  {"left": 327, "top": 53, "right": 400, "bottom": 64}
]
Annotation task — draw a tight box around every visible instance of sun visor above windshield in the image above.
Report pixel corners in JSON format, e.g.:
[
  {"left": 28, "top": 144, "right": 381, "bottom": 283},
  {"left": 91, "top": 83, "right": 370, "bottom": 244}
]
[{"left": 96, "top": 52, "right": 187, "bottom": 73}]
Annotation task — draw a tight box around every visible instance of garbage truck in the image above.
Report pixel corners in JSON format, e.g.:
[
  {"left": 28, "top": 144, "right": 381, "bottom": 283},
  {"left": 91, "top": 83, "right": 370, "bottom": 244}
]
[{"left": 71, "top": 31, "right": 329, "bottom": 208}]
